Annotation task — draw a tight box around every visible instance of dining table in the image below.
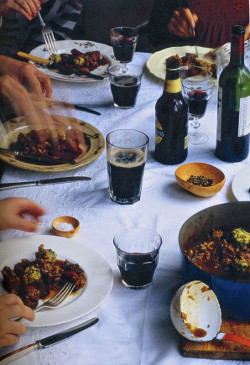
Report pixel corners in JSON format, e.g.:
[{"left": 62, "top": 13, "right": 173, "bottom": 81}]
[{"left": 0, "top": 50, "right": 249, "bottom": 365}]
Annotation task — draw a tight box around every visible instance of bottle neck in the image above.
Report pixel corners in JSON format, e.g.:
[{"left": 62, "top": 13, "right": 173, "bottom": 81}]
[
  {"left": 164, "top": 69, "right": 182, "bottom": 94},
  {"left": 230, "top": 33, "right": 245, "bottom": 66}
]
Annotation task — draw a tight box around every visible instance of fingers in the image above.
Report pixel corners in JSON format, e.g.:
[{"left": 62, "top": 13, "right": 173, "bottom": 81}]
[
  {"left": 0, "top": 333, "right": 20, "bottom": 347},
  {"left": 12, "top": 0, "right": 41, "bottom": 21},
  {"left": 0, "top": 294, "right": 35, "bottom": 347},
  {"left": 245, "top": 24, "right": 250, "bottom": 41},
  {"left": 0, "top": 197, "right": 45, "bottom": 232},
  {"left": 0, "top": 294, "right": 35, "bottom": 322},
  {"left": 23, "top": 71, "right": 44, "bottom": 97},
  {"left": 168, "top": 8, "right": 198, "bottom": 38},
  {"left": 19, "top": 199, "right": 45, "bottom": 218},
  {"left": 21, "top": 64, "right": 52, "bottom": 98},
  {"left": 11, "top": 217, "right": 40, "bottom": 232}
]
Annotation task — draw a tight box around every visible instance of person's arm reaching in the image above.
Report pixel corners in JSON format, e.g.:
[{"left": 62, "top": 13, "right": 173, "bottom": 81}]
[{"left": 0, "top": 55, "right": 52, "bottom": 97}]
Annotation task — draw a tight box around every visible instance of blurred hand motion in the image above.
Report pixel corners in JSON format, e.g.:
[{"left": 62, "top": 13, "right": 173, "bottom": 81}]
[
  {"left": 168, "top": 7, "right": 198, "bottom": 39},
  {"left": 0, "top": 197, "right": 45, "bottom": 232}
]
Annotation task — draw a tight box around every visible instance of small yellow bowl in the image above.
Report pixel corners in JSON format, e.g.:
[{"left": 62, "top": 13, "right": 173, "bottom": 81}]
[
  {"left": 175, "top": 162, "right": 225, "bottom": 197},
  {"left": 52, "top": 216, "right": 80, "bottom": 238}
]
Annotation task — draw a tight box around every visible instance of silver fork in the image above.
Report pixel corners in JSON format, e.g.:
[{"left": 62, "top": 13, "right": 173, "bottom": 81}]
[
  {"left": 37, "top": 10, "right": 58, "bottom": 55},
  {"left": 16, "top": 282, "right": 75, "bottom": 322}
]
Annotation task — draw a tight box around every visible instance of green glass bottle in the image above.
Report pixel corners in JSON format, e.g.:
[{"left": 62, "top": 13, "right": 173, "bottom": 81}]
[
  {"left": 154, "top": 57, "right": 188, "bottom": 164},
  {"left": 215, "top": 24, "right": 250, "bottom": 162}
]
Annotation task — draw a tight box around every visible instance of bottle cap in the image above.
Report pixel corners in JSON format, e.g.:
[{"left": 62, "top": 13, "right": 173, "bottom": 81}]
[
  {"left": 166, "top": 56, "right": 180, "bottom": 70},
  {"left": 232, "top": 24, "right": 245, "bottom": 35}
]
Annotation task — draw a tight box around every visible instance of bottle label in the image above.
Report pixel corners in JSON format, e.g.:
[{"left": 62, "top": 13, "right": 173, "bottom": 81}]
[
  {"left": 155, "top": 117, "right": 188, "bottom": 149},
  {"left": 217, "top": 88, "right": 250, "bottom": 141},
  {"left": 184, "top": 135, "right": 188, "bottom": 149},
  {"left": 217, "top": 87, "right": 223, "bottom": 141},
  {"left": 164, "top": 78, "right": 181, "bottom": 93},
  {"left": 238, "top": 95, "right": 250, "bottom": 136},
  {"left": 155, "top": 117, "right": 164, "bottom": 144}
]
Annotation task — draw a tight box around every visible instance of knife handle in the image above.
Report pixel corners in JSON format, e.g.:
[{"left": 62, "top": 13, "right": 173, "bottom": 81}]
[
  {"left": 221, "top": 333, "right": 250, "bottom": 348},
  {"left": 0, "top": 343, "right": 39, "bottom": 364},
  {"left": 17, "top": 52, "right": 50, "bottom": 65}
]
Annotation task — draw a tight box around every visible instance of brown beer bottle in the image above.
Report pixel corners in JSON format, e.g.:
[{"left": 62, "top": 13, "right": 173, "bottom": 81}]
[{"left": 154, "top": 57, "right": 188, "bottom": 164}]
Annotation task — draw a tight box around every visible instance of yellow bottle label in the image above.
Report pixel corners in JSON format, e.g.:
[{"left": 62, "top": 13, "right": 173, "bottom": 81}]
[
  {"left": 155, "top": 117, "right": 164, "bottom": 144},
  {"left": 164, "top": 78, "right": 181, "bottom": 93},
  {"left": 184, "top": 135, "right": 188, "bottom": 149}
]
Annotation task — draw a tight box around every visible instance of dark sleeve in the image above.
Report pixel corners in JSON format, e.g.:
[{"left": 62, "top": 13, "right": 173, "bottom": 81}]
[{"left": 147, "top": 0, "right": 187, "bottom": 49}]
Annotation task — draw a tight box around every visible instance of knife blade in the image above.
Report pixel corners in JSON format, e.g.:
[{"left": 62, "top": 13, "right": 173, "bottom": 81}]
[
  {"left": 0, "top": 317, "right": 99, "bottom": 364},
  {"left": 51, "top": 99, "right": 101, "bottom": 115},
  {"left": 0, "top": 148, "right": 76, "bottom": 165},
  {"left": 0, "top": 176, "right": 91, "bottom": 190}
]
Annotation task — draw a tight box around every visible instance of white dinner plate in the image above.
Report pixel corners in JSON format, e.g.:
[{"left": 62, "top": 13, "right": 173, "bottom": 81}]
[
  {"left": 232, "top": 164, "right": 250, "bottom": 201},
  {"left": 30, "top": 40, "right": 115, "bottom": 82},
  {"left": 0, "top": 235, "right": 113, "bottom": 327},
  {"left": 146, "top": 45, "right": 214, "bottom": 81}
]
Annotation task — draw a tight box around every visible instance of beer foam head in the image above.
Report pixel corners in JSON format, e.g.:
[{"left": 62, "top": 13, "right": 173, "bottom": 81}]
[{"left": 108, "top": 149, "right": 145, "bottom": 167}]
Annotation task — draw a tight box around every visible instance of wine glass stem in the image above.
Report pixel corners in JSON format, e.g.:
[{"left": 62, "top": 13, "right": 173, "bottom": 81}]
[
  {"left": 191, "top": 116, "right": 200, "bottom": 130},
  {"left": 121, "top": 63, "right": 128, "bottom": 73}
]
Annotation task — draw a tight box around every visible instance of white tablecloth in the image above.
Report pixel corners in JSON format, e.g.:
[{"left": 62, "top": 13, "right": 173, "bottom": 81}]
[{"left": 0, "top": 52, "right": 249, "bottom": 365}]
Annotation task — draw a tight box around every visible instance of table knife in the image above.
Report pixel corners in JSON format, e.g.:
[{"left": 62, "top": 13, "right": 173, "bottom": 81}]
[
  {"left": 51, "top": 99, "right": 101, "bottom": 115},
  {"left": 17, "top": 52, "right": 104, "bottom": 80},
  {"left": 0, "top": 317, "right": 99, "bottom": 364},
  {"left": 0, "top": 176, "right": 91, "bottom": 190}
]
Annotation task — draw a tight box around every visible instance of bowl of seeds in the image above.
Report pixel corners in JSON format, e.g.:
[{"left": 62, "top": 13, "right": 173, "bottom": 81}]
[{"left": 175, "top": 162, "right": 225, "bottom": 197}]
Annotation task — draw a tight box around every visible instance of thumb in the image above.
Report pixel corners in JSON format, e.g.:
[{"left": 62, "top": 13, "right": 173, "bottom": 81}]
[{"left": 193, "top": 13, "right": 198, "bottom": 26}]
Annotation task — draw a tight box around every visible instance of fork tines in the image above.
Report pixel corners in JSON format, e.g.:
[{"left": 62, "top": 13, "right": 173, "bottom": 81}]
[
  {"left": 44, "top": 31, "right": 58, "bottom": 56},
  {"left": 51, "top": 282, "right": 75, "bottom": 306}
]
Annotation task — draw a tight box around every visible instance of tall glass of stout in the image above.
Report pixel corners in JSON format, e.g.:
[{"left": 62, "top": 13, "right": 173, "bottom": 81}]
[
  {"left": 106, "top": 129, "right": 149, "bottom": 204},
  {"left": 108, "top": 64, "right": 143, "bottom": 109}
]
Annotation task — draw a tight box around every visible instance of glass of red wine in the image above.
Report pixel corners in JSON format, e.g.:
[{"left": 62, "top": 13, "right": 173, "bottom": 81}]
[
  {"left": 110, "top": 27, "right": 139, "bottom": 72},
  {"left": 113, "top": 227, "right": 162, "bottom": 289},
  {"left": 180, "top": 66, "right": 214, "bottom": 145}
]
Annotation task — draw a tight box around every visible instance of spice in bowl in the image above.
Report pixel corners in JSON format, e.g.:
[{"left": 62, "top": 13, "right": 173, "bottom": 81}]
[
  {"left": 187, "top": 175, "right": 213, "bottom": 187},
  {"left": 52, "top": 216, "right": 80, "bottom": 238}
]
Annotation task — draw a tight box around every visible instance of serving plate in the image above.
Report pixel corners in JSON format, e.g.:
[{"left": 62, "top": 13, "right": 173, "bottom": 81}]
[
  {"left": 232, "top": 164, "right": 250, "bottom": 201},
  {"left": 146, "top": 45, "right": 214, "bottom": 80},
  {"left": 30, "top": 40, "right": 114, "bottom": 82},
  {"left": 0, "top": 115, "right": 105, "bottom": 172},
  {"left": 0, "top": 235, "right": 113, "bottom": 327}
]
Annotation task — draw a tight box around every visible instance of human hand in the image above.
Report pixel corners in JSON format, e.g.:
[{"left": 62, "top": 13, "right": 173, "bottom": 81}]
[
  {"left": 245, "top": 23, "right": 250, "bottom": 41},
  {"left": 0, "top": 56, "right": 52, "bottom": 98},
  {"left": 0, "top": 75, "right": 38, "bottom": 118},
  {"left": 0, "top": 294, "right": 34, "bottom": 347},
  {"left": 168, "top": 7, "right": 198, "bottom": 39},
  {"left": 0, "top": 198, "right": 45, "bottom": 232},
  {"left": 0, "top": 0, "right": 41, "bottom": 21}
]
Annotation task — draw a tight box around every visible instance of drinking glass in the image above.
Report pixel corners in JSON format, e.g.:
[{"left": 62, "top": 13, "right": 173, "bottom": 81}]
[
  {"left": 113, "top": 227, "right": 162, "bottom": 289},
  {"left": 110, "top": 27, "right": 139, "bottom": 72},
  {"left": 108, "top": 64, "right": 143, "bottom": 108},
  {"left": 106, "top": 129, "right": 148, "bottom": 204},
  {"left": 217, "top": 40, "right": 250, "bottom": 79},
  {"left": 180, "top": 66, "right": 215, "bottom": 145}
]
